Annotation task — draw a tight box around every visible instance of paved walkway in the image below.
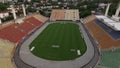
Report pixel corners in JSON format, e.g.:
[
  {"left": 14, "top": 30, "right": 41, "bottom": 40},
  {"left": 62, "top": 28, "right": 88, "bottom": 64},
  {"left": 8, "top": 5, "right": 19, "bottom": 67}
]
[{"left": 19, "top": 22, "right": 96, "bottom": 68}]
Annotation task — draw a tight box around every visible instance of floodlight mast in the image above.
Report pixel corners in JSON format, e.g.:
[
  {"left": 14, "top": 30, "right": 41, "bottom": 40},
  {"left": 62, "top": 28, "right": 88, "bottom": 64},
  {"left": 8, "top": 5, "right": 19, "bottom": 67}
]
[
  {"left": 111, "top": 2, "right": 120, "bottom": 21},
  {"left": 105, "top": 3, "right": 111, "bottom": 16},
  {"left": 22, "top": 4, "right": 27, "bottom": 17},
  {"left": 115, "top": 2, "right": 120, "bottom": 17},
  {"left": 11, "top": 5, "right": 17, "bottom": 20}
]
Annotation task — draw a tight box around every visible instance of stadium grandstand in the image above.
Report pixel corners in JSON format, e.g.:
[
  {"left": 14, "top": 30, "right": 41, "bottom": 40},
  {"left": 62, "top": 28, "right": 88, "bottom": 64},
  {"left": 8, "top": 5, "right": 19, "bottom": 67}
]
[
  {"left": 96, "top": 15, "right": 120, "bottom": 31},
  {"left": 33, "top": 14, "right": 48, "bottom": 23},
  {"left": 0, "top": 39, "right": 15, "bottom": 68},
  {"left": 82, "top": 15, "right": 96, "bottom": 24},
  {"left": 82, "top": 2, "right": 120, "bottom": 68},
  {"left": 0, "top": 13, "right": 48, "bottom": 68},
  {"left": 50, "top": 9, "right": 79, "bottom": 21},
  {"left": 50, "top": 9, "right": 65, "bottom": 21},
  {"left": 82, "top": 15, "right": 120, "bottom": 50},
  {"left": 0, "top": 14, "right": 48, "bottom": 45}
]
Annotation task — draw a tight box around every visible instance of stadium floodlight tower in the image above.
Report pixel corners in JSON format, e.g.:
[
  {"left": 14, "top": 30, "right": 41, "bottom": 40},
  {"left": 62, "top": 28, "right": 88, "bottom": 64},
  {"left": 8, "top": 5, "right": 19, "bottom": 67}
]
[
  {"left": 0, "top": 19, "right": 1, "bottom": 24},
  {"left": 11, "top": 5, "right": 17, "bottom": 20},
  {"left": 22, "top": 4, "right": 26, "bottom": 17},
  {"left": 112, "top": 2, "right": 120, "bottom": 21},
  {"left": 27, "top": 0, "right": 31, "bottom": 2},
  {"left": 105, "top": 3, "right": 111, "bottom": 17}
]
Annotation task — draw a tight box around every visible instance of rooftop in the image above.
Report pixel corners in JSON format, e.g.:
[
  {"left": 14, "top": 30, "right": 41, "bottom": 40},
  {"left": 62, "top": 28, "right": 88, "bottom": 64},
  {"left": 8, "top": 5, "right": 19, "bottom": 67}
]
[{"left": 96, "top": 15, "right": 120, "bottom": 31}]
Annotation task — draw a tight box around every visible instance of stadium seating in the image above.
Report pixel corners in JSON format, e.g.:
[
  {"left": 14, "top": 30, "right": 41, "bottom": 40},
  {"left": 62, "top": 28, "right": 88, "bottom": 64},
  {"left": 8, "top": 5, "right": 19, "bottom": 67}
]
[
  {"left": 74, "top": 10, "right": 80, "bottom": 20},
  {"left": 0, "top": 39, "right": 15, "bottom": 68},
  {"left": 0, "top": 14, "right": 48, "bottom": 45},
  {"left": 84, "top": 18, "right": 120, "bottom": 49},
  {"left": 24, "top": 17, "right": 43, "bottom": 26},
  {"left": 0, "top": 23, "right": 26, "bottom": 44},
  {"left": 0, "top": 58, "right": 14, "bottom": 68},
  {"left": 83, "top": 15, "right": 96, "bottom": 23},
  {"left": 0, "top": 14, "right": 48, "bottom": 68},
  {"left": 33, "top": 14, "right": 48, "bottom": 23},
  {"left": 65, "top": 10, "right": 79, "bottom": 21},
  {"left": 95, "top": 20, "right": 120, "bottom": 40},
  {"left": 65, "top": 10, "right": 74, "bottom": 20},
  {"left": 50, "top": 9, "right": 65, "bottom": 21},
  {"left": 17, "top": 22, "right": 35, "bottom": 33},
  {"left": 50, "top": 9, "right": 79, "bottom": 21}
]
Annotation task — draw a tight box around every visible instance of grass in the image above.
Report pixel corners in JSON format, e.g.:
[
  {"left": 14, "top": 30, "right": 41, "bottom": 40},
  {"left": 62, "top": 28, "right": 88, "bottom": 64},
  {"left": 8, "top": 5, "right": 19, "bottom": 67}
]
[{"left": 29, "top": 21, "right": 87, "bottom": 61}]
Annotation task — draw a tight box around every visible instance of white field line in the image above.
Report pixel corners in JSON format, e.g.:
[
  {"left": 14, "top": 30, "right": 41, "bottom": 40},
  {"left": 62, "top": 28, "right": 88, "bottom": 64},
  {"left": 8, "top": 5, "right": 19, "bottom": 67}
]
[
  {"left": 30, "top": 46, "right": 35, "bottom": 51},
  {"left": 77, "top": 50, "right": 81, "bottom": 55}
]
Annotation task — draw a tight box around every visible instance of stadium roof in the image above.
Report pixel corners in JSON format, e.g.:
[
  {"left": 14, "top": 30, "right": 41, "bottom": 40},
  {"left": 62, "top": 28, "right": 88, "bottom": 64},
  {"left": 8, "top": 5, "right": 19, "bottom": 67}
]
[{"left": 96, "top": 15, "right": 120, "bottom": 31}]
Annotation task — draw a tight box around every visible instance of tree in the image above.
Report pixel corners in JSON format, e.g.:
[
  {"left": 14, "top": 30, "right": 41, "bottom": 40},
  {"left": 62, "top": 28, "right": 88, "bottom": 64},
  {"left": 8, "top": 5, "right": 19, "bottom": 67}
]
[
  {"left": 80, "top": 10, "right": 91, "bottom": 18},
  {"left": 0, "top": 3, "right": 7, "bottom": 10},
  {"left": 108, "top": 3, "right": 117, "bottom": 16}
]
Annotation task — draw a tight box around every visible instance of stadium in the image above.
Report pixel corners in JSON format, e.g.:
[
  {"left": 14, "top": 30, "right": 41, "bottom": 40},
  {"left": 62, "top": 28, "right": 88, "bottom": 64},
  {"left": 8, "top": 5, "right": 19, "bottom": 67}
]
[
  {"left": 1, "top": 0, "right": 120, "bottom": 68},
  {"left": 2, "top": 4, "right": 120, "bottom": 68},
  {"left": 0, "top": 8, "right": 100, "bottom": 68}
]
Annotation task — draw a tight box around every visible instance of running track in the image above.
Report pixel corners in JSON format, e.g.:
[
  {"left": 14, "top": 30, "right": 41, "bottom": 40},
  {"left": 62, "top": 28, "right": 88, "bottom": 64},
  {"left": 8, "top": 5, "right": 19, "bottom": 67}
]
[{"left": 14, "top": 22, "right": 100, "bottom": 68}]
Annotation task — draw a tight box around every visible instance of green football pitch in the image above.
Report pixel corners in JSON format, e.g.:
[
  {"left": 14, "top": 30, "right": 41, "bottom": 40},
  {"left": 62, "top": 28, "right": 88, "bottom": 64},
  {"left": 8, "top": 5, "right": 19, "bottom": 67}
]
[{"left": 30, "top": 21, "right": 87, "bottom": 61}]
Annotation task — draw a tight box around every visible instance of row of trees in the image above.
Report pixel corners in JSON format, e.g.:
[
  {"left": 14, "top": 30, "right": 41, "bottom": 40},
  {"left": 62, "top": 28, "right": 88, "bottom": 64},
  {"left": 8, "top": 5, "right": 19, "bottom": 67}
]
[
  {"left": 17, "top": 0, "right": 118, "bottom": 18},
  {"left": 75, "top": 0, "right": 119, "bottom": 17},
  {"left": 67, "top": 1, "right": 98, "bottom": 18}
]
